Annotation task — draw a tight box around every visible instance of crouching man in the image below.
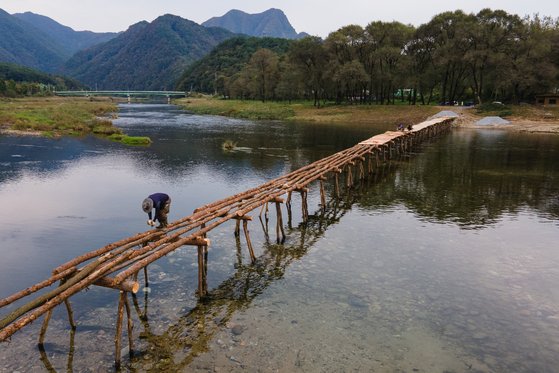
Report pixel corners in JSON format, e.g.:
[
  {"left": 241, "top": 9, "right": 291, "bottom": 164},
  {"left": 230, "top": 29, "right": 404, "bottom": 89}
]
[{"left": 142, "top": 193, "right": 171, "bottom": 229}]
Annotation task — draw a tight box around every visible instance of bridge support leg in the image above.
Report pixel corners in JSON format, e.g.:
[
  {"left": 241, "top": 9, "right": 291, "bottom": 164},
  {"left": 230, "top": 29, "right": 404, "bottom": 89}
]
[
  {"left": 299, "top": 189, "right": 309, "bottom": 222},
  {"left": 359, "top": 161, "right": 365, "bottom": 180},
  {"left": 197, "top": 245, "right": 208, "bottom": 297},
  {"left": 38, "top": 309, "right": 53, "bottom": 346},
  {"left": 274, "top": 199, "right": 285, "bottom": 243},
  {"left": 334, "top": 172, "right": 340, "bottom": 198},
  {"left": 234, "top": 219, "right": 241, "bottom": 237},
  {"left": 258, "top": 202, "right": 269, "bottom": 233},
  {"left": 286, "top": 192, "right": 293, "bottom": 228},
  {"left": 243, "top": 219, "right": 256, "bottom": 263},
  {"left": 346, "top": 165, "right": 353, "bottom": 188},
  {"left": 38, "top": 278, "right": 76, "bottom": 346},
  {"left": 143, "top": 266, "right": 149, "bottom": 288},
  {"left": 319, "top": 178, "right": 326, "bottom": 209},
  {"left": 115, "top": 290, "right": 133, "bottom": 369},
  {"left": 64, "top": 299, "right": 77, "bottom": 330}
]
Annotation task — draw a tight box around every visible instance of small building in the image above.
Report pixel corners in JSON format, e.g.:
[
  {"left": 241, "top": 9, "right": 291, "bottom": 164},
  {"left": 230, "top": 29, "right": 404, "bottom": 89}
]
[{"left": 536, "top": 94, "right": 559, "bottom": 106}]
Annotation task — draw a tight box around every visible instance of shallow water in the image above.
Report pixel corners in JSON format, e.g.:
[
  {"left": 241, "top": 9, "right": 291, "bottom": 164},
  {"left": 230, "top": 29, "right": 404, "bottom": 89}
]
[{"left": 1, "top": 104, "right": 558, "bottom": 372}]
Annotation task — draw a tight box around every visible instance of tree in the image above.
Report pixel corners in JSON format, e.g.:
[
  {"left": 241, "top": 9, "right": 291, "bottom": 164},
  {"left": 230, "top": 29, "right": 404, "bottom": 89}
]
[
  {"left": 501, "top": 15, "right": 558, "bottom": 102},
  {"left": 332, "top": 60, "right": 368, "bottom": 103},
  {"left": 363, "top": 21, "right": 414, "bottom": 104},
  {"left": 416, "top": 11, "right": 473, "bottom": 104},
  {"left": 244, "top": 48, "right": 280, "bottom": 102},
  {"left": 465, "top": 9, "right": 528, "bottom": 104},
  {"left": 275, "top": 57, "right": 303, "bottom": 103},
  {"left": 288, "top": 36, "right": 330, "bottom": 107}
]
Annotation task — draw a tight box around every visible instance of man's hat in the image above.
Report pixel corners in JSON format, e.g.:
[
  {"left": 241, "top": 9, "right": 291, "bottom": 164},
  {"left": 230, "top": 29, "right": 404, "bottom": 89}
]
[{"left": 142, "top": 198, "right": 153, "bottom": 213}]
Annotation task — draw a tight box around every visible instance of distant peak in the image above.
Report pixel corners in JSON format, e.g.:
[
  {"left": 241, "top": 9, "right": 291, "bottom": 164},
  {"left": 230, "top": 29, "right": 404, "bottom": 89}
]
[{"left": 202, "top": 8, "right": 303, "bottom": 39}]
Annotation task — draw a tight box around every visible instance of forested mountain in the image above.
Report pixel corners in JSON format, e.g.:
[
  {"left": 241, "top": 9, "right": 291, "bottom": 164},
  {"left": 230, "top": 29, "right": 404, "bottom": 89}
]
[
  {"left": 13, "top": 12, "right": 118, "bottom": 57},
  {"left": 0, "top": 9, "right": 67, "bottom": 72},
  {"left": 202, "top": 8, "right": 307, "bottom": 39},
  {"left": 0, "top": 62, "right": 82, "bottom": 96},
  {"left": 63, "top": 15, "right": 234, "bottom": 90},
  {"left": 176, "top": 36, "right": 292, "bottom": 92}
]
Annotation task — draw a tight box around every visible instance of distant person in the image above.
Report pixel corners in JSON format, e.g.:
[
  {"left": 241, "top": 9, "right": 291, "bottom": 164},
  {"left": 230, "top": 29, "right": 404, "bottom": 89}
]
[
  {"left": 406, "top": 124, "right": 413, "bottom": 131},
  {"left": 397, "top": 123, "right": 405, "bottom": 131},
  {"left": 142, "top": 193, "right": 171, "bottom": 228}
]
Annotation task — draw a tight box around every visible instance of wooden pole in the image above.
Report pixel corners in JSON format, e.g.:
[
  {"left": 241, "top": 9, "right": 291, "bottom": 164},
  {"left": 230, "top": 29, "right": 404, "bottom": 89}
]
[
  {"left": 242, "top": 219, "right": 256, "bottom": 262},
  {"left": 335, "top": 172, "right": 340, "bottom": 198},
  {"left": 38, "top": 309, "right": 52, "bottom": 346},
  {"left": 143, "top": 266, "right": 149, "bottom": 288},
  {"left": 197, "top": 245, "right": 205, "bottom": 297},
  {"left": 124, "top": 293, "right": 134, "bottom": 357},
  {"left": 275, "top": 201, "right": 285, "bottom": 243},
  {"left": 64, "top": 299, "right": 76, "bottom": 329},
  {"left": 94, "top": 277, "right": 140, "bottom": 293},
  {"left": 115, "top": 291, "right": 125, "bottom": 369},
  {"left": 319, "top": 179, "right": 326, "bottom": 208},
  {"left": 286, "top": 191, "right": 293, "bottom": 228},
  {"left": 203, "top": 246, "right": 208, "bottom": 295},
  {"left": 0, "top": 267, "right": 77, "bottom": 308},
  {"left": 234, "top": 218, "right": 240, "bottom": 237}
]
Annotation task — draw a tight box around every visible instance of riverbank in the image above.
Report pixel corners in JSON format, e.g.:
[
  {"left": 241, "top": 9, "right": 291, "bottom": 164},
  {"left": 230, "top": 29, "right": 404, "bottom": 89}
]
[
  {"left": 176, "top": 97, "right": 559, "bottom": 134},
  {"left": 175, "top": 97, "right": 440, "bottom": 126},
  {"left": 454, "top": 105, "right": 559, "bottom": 133},
  {"left": 0, "top": 97, "right": 151, "bottom": 145}
]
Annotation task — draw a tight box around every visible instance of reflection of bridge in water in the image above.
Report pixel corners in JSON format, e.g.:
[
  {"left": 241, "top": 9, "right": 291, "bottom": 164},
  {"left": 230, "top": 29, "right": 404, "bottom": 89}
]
[
  {"left": 55, "top": 90, "right": 187, "bottom": 103},
  {"left": 0, "top": 116, "right": 454, "bottom": 367}
]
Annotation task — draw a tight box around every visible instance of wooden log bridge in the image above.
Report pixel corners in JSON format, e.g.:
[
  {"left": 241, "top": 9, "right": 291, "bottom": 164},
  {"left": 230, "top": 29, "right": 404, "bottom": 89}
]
[{"left": 0, "top": 116, "right": 454, "bottom": 366}]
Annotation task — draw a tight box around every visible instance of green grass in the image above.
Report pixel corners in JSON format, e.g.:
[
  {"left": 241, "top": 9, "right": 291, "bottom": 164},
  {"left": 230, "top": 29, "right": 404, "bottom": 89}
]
[
  {"left": 109, "top": 134, "right": 152, "bottom": 145},
  {"left": 475, "top": 102, "right": 513, "bottom": 117},
  {"left": 0, "top": 97, "right": 152, "bottom": 145},
  {"left": 176, "top": 97, "right": 439, "bottom": 126},
  {"left": 176, "top": 97, "right": 296, "bottom": 120}
]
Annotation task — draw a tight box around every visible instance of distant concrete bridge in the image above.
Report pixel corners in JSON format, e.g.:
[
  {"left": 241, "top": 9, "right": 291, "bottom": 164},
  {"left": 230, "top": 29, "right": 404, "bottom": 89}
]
[{"left": 55, "top": 90, "right": 187, "bottom": 103}]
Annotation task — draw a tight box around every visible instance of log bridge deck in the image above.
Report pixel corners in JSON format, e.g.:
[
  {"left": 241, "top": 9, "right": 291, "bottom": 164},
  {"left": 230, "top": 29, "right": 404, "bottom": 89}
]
[{"left": 0, "top": 116, "right": 454, "bottom": 366}]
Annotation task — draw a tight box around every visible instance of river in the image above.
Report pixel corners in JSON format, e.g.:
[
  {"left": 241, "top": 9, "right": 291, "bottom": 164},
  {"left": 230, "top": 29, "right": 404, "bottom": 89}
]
[{"left": 1, "top": 104, "right": 558, "bottom": 372}]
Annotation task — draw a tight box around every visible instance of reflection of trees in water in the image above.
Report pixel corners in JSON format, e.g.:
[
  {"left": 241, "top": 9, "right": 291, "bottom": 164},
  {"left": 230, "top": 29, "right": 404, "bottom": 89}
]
[{"left": 356, "top": 131, "right": 559, "bottom": 227}]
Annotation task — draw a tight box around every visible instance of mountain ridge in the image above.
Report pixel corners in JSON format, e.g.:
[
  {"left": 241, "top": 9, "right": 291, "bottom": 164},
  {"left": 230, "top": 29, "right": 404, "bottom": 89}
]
[
  {"left": 63, "top": 14, "right": 235, "bottom": 90},
  {"left": 0, "top": 8, "right": 68, "bottom": 72},
  {"left": 13, "top": 12, "right": 118, "bottom": 57},
  {"left": 203, "top": 8, "right": 307, "bottom": 39}
]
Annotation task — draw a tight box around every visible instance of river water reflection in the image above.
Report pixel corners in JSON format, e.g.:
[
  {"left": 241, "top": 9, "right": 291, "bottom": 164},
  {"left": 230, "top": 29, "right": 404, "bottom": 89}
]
[{"left": 1, "top": 104, "right": 558, "bottom": 372}]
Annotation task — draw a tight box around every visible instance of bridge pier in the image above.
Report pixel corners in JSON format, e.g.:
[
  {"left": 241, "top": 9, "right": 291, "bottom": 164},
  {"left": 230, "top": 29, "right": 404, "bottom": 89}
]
[{"left": 114, "top": 290, "right": 134, "bottom": 369}]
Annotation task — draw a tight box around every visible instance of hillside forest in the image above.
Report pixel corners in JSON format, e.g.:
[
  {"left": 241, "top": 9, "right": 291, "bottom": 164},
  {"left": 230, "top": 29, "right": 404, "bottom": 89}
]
[
  {"left": 179, "top": 9, "right": 559, "bottom": 106},
  {"left": 0, "top": 63, "right": 81, "bottom": 97}
]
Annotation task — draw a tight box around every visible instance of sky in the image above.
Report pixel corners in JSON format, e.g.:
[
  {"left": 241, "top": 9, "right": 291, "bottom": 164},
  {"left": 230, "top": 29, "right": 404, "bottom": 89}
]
[{"left": 0, "top": 0, "right": 557, "bottom": 37}]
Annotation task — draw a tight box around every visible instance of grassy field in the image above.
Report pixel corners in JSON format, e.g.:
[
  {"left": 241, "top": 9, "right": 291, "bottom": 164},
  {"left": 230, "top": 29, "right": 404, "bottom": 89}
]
[
  {"left": 0, "top": 97, "right": 151, "bottom": 145},
  {"left": 176, "top": 97, "right": 559, "bottom": 133},
  {"left": 176, "top": 97, "right": 442, "bottom": 126},
  {"left": 475, "top": 102, "right": 559, "bottom": 121}
]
